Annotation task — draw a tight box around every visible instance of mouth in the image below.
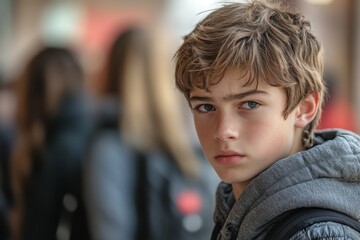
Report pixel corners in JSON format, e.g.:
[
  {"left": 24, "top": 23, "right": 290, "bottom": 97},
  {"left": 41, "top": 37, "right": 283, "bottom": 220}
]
[{"left": 214, "top": 151, "right": 245, "bottom": 165}]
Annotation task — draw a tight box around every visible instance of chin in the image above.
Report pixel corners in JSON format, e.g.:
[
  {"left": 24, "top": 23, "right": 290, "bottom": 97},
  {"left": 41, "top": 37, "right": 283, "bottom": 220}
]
[{"left": 218, "top": 174, "right": 243, "bottom": 184}]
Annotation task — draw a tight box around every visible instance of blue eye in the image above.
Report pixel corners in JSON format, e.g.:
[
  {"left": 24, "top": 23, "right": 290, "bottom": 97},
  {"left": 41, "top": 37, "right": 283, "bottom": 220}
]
[
  {"left": 196, "top": 104, "right": 215, "bottom": 112},
  {"left": 242, "top": 101, "right": 259, "bottom": 109}
]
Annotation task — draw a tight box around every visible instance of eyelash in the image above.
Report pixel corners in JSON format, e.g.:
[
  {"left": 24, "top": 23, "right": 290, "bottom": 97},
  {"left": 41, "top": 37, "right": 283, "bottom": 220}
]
[
  {"left": 192, "top": 101, "right": 260, "bottom": 113},
  {"left": 242, "top": 101, "right": 260, "bottom": 109},
  {"left": 193, "top": 104, "right": 215, "bottom": 113}
]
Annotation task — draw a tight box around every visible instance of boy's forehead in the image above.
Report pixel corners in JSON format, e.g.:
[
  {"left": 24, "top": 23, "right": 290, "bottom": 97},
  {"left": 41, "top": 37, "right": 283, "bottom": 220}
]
[
  {"left": 191, "top": 68, "right": 260, "bottom": 92},
  {"left": 190, "top": 70, "right": 271, "bottom": 96}
]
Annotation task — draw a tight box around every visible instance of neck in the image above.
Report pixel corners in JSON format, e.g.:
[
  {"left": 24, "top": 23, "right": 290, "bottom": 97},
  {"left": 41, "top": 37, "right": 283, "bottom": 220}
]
[{"left": 232, "top": 180, "right": 251, "bottom": 200}]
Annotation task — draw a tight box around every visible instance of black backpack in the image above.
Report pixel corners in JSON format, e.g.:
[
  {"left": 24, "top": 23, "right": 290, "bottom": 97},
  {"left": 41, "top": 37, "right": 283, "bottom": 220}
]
[
  {"left": 135, "top": 150, "right": 218, "bottom": 240},
  {"left": 267, "top": 208, "right": 360, "bottom": 240}
]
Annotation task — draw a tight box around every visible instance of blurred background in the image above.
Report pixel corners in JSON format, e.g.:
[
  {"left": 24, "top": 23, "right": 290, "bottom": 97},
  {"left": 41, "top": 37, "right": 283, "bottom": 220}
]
[{"left": 0, "top": 0, "right": 359, "bottom": 131}]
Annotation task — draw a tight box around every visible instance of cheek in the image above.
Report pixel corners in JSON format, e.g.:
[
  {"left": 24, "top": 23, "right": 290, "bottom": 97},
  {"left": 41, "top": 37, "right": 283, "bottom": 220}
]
[
  {"left": 194, "top": 118, "right": 210, "bottom": 143},
  {"left": 193, "top": 117, "right": 215, "bottom": 157},
  {"left": 240, "top": 117, "right": 269, "bottom": 143},
  {"left": 243, "top": 115, "right": 292, "bottom": 153}
]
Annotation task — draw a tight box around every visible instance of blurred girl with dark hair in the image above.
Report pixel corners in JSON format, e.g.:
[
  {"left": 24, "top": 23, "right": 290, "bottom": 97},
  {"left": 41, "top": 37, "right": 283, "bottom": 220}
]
[{"left": 10, "top": 46, "right": 93, "bottom": 240}]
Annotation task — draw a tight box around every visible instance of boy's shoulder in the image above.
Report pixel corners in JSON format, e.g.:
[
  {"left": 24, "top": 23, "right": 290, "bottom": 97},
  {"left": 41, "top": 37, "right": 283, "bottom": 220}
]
[{"left": 267, "top": 208, "right": 360, "bottom": 240}]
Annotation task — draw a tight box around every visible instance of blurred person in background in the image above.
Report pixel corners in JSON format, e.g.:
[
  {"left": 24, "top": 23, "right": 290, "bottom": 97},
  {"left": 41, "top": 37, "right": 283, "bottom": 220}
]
[
  {"left": 83, "top": 26, "right": 219, "bottom": 240},
  {"left": 0, "top": 79, "right": 16, "bottom": 203},
  {"left": 317, "top": 71, "right": 359, "bottom": 133},
  {"left": 0, "top": 76, "right": 17, "bottom": 240},
  {"left": 9, "top": 46, "right": 94, "bottom": 240}
]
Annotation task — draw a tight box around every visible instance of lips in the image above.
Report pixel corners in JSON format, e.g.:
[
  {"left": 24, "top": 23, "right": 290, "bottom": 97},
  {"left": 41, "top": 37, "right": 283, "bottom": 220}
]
[{"left": 214, "top": 151, "right": 245, "bottom": 165}]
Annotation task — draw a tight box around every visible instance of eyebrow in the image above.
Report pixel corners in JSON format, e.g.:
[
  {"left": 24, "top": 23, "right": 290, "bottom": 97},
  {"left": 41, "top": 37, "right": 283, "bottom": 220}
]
[{"left": 189, "top": 90, "right": 268, "bottom": 102}]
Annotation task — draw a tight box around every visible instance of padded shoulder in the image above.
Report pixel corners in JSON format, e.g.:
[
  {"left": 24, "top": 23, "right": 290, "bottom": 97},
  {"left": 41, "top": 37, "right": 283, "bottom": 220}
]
[{"left": 290, "top": 221, "right": 360, "bottom": 240}]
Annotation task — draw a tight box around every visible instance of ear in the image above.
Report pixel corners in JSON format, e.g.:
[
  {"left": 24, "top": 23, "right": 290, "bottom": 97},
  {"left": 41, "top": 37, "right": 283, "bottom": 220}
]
[{"left": 295, "top": 92, "right": 320, "bottom": 128}]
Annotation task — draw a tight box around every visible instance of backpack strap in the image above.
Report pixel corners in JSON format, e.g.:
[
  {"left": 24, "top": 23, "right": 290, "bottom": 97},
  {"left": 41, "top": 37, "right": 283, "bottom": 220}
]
[
  {"left": 267, "top": 208, "right": 360, "bottom": 240},
  {"left": 134, "top": 150, "right": 150, "bottom": 240}
]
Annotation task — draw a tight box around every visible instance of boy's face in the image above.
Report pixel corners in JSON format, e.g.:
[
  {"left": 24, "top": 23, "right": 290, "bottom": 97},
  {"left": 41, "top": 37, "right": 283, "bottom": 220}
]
[{"left": 189, "top": 68, "right": 304, "bottom": 191}]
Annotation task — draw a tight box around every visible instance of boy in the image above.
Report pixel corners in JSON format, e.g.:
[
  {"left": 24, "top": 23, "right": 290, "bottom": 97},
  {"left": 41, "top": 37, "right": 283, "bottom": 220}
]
[{"left": 174, "top": 0, "right": 360, "bottom": 239}]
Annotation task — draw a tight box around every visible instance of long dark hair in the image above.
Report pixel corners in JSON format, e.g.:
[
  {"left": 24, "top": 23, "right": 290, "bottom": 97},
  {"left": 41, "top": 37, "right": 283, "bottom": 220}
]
[{"left": 10, "top": 46, "right": 84, "bottom": 239}]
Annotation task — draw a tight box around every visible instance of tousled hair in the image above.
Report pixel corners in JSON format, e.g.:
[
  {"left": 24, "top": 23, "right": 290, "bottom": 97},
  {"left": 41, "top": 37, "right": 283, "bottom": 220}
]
[{"left": 174, "top": 0, "right": 325, "bottom": 147}]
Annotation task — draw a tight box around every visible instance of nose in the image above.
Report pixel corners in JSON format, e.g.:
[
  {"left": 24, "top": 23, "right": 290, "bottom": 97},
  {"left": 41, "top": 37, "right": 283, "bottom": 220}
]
[{"left": 214, "top": 112, "right": 239, "bottom": 142}]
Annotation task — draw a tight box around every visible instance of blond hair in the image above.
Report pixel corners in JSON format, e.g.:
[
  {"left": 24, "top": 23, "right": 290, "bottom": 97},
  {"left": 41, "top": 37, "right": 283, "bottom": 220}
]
[
  {"left": 175, "top": 0, "right": 325, "bottom": 147},
  {"left": 105, "top": 27, "right": 200, "bottom": 178}
]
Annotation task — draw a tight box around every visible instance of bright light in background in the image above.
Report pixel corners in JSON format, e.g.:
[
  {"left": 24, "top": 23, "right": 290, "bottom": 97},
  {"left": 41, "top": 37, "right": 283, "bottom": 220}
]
[
  {"left": 305, "top": 0, "right": 334, "bottom": 4},
  {"left": 41, "top": 2, "right": 84, "bottom": 46},
  {"left": 164, "top": 0, "right": 245, "bottom": 39}
]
